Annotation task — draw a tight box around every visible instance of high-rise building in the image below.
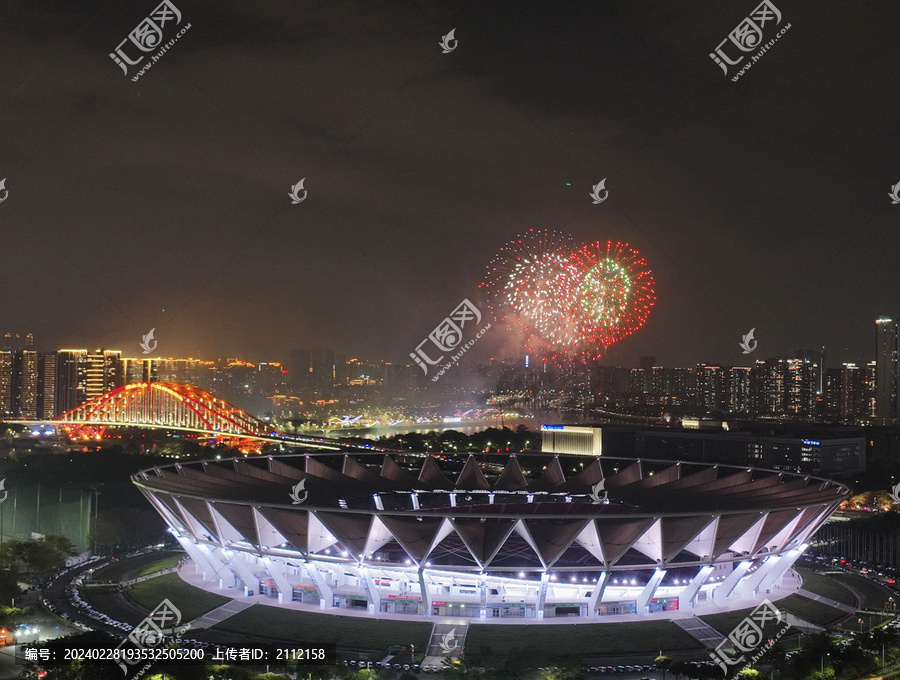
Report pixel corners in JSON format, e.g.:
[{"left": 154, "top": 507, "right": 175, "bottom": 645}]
[
  {"left": 749, "top": 358, "right": 817, "bottom": 419},
  {"left": 866, "top": 360, "right": 878, "bottom": 420},
  {"left": 875, "top": 318, "right": 900, "bottom": 426},
  {"left": 0, "top": 351, "right": 13, "bottom": 418},
  {"left": 696, "top": 364, "right": 726, "bottom": 412},
  {"left": 290, "top": 348, "right": 336, "bottom": 394},
  {"left": 9, "top": 350, "right": 58, "bottom": 419},
  {"left": 823, "top": 367, "right": 842, "bottom": 421},
  {"left": 727, "top": 367, "right": 751, "bottom": 413},
  {"left": 795, "top": 347, "right": 825, "bottom": 395},
  {"left": 38, "top": 352, "right": 57, "bottom": 418},
  {"left": 84, "top": 350, "right": 122, "bottom": 401},
  {"left": 56, "top": 349, "right": 122, "bottom": 413},
  {"left": 56, "top": 349, "right": 88, "bottom": 414},
  {"left": 16, "top": 350, "right": 40, "bottom": 419},
  {"left": 838, "top": 363, "right": 866, "bottom": 423}
]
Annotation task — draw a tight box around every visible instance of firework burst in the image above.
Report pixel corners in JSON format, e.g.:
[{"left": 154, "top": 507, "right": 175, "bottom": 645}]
[
  {"left": 479, "top": 229, "right": 577, "bottom": 348},
  {"left": 566, "top": 241, "right": 656, "bottom": 351},
  {"left": 481, "top": 233, "right": 656, "bottom": 357}
]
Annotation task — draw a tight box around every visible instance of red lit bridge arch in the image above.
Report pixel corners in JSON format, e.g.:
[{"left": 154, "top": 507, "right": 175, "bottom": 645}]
[{"left": 53, "top": 382, "right": 343, "bottom": 452}]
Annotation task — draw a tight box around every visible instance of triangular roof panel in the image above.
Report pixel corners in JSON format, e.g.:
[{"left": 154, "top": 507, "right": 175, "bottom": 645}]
[
  {"left": 752, "top": 509, "right": 802, "bottom": 554},
  {"left": 451, "top": 518, "right": 517, "bottom": 567},
  {"left": 253, "top": 507, "right": 288, "bottom": 550},
  {"left": 573, "top": 520, "right": 605, "bottom": 563},
  {"left": 531, "top": 457, "right": 566, "bottom": 491},
  {"left": 380, "top": 456, "right": 419, "bottom": 486},
  {"left": 493, "top": 457, "right": 529, "bottom": 491},
  {"left": 630, "top": 518, "right": 663, "bottom": 563},
  {"left": 212, "top": 503, "right": 260, "bottom": 547},
  {"left": 521, "top": 519, "right": 590, "bottom": 567},
  {"left": 305, "top": 456, "right": 345, "bottom": 482},
  {"left": 257, "top": 507, "right": 310, "bottom": 553},
  {"left": 314, "top": 512, "right": 373, "bottom": 558},
  {"left": 343, "top": 456, "right": 383, "bottom": 484},
  {"left": 418, "top": 457, "right": 453, "bottom": 489},
  {"left": 661, "top": 516, "right": 715, "bottom": 562},
  {"left": 456, "top": 455, "right": 490, "bottom": 491},
  {"left": 713, "top": 513, "right": 764, "bottom": 555},
  {"left": 378, "top": 516, "right": 449, "bottom": 561},
  {"left": 595, "top": 517, "right": 655, "bottom": 565},
  {"left": 608, "top": 460, "right": 642, "bottom": 487},
  {"left": 177, "top": 497, "right": 220, "bottom": 540},
  {"left": 561, "top": 458, "right": 603, "bottom": 492}
]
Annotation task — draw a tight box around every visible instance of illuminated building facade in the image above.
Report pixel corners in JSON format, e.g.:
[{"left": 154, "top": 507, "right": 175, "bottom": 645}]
[{"left": 136, "top": 452, "right": 847, "bottom": 623}]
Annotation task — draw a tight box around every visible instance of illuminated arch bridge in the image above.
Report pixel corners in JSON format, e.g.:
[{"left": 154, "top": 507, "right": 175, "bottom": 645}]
[{"left": 53, "top": 382, "right": 343, "bottom": 452}]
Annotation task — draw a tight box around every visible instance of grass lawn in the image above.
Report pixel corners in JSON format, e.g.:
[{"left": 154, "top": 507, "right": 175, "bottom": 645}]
[
  {"left": 830, "top": 572, "right": 896, "bottom": 610},
  {"left": 133, "top": 552, "right": 182, "bottom": 577},
  {"left": 214, "top": 605, "right": 432, "bottom": 653},
  {"left": 796, "top": 567, "right": 857, "bottom": 606},
  {"left": 80, "top": 589, "right": 149, "bottom": 626},
  {"left": 700, "top": 594, "right": 847, "bottom": 633},
  {"left": 466, "top": 619, "right": 703, "bottom": 659},
  {"left": 126, "top": 572, "right": 231, "bottom": 622},
  {"left": 92, "top": 550, "right": 184, "bottom": 583}
]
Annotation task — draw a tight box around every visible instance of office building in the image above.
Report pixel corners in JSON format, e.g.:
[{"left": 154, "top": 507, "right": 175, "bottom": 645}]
[{"left": 876, "top": 318, "right": 899, "bottom": 426}]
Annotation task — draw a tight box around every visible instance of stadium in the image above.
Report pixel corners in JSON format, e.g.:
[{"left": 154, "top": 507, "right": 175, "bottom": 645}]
[{"left": 133, "top": 452, "right": 848, "bottom": 622}]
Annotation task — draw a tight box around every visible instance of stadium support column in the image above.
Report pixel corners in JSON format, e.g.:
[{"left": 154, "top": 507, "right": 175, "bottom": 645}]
[
  {"left": 636, "top": 568, "right": 666, "bottom": 615},
  {"left": 734, "top": 555, "right": 781, "bottom": 599},
  {"left": 479, "top": 573, "right": 487, "bottom": 619},
  {"left": 359, "top": 566, "right": 381, "bottom": 614},
  {"left": 536, "top": 572, "right": 550, "bottom": 620},
  {"left": 264, "top": 557, "right": 293, "bottom": 604},
  {"left": 303, "top": 561, "right": 334, "bottom": 609},
  {"left": 712, "top": 560, "right": 753, "bottom": 606},
  {"left": 224, "top": 549, "right": 260, "bottom": 596},
  {"left": 419, "top": 567, "right": 432, "bottom": 617},
  {"left": 588, "top": 572, "right": 609, "bottom": 616},
  {"left": 678, "top": 565, "right": 714, "bottom": 611},
  {"left": 179, "top": 539, "right": 225, "bottom": 585},
  {"left": 749, "top": 547, "right": 803, "bottom": 596}
]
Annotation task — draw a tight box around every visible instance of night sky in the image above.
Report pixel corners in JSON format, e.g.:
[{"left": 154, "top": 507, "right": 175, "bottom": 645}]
[{"left": 2, "top": 0, "right": 898, "bottom": 369}]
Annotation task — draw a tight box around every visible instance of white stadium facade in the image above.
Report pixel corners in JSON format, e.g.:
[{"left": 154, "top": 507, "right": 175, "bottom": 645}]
[{"left": 133, "top": 452, "right": 849, "bottom": 621}]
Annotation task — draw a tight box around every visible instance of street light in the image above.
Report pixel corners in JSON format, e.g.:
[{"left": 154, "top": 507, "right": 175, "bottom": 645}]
[{"left": 858, "top": 617, "right": 865, "bottom": 632}]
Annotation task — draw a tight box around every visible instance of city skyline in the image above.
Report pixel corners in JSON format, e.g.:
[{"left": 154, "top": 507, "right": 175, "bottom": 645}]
[
  {"left": 2, "top": 2, "right": 899, "bottom": 369},
  {"left": 2, "top": 317, "right": 897, "bottom": 427}
]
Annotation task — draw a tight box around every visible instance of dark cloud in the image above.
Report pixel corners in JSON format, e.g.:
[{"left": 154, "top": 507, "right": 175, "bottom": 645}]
[{"left": 1, "top": 0, "right": 898, "bottom": 368}]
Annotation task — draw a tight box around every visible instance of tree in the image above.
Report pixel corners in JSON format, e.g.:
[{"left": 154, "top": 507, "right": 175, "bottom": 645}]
[
  {"left": 0, "top": 539, "right": 31, "bottom": 572},
  {"left": 668, "top": 661, "right": 687, "bottom": 679},
  {"left": 0, "top": 571, "right": 21, "bottom": 607}
]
